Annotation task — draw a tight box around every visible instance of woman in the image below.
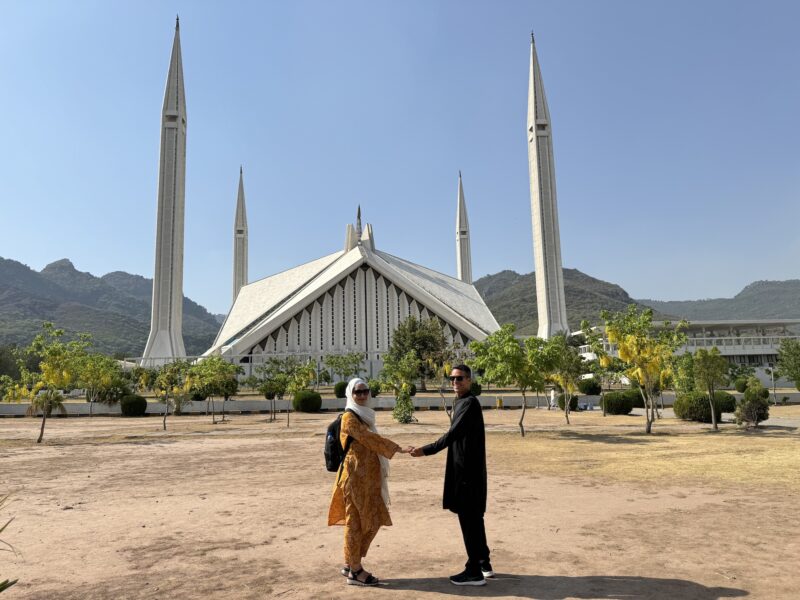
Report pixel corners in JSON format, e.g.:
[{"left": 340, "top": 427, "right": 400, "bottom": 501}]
[{"left": 328, "top": 377, "right": 410, "bottom": 586}]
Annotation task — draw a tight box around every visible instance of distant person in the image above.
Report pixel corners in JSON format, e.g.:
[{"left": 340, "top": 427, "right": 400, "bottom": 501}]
[
  {"left": 410, "top": 365, "right": 492, "bottom": 586},
  {"left": 328, "top": 378, "right": 411, "bottom": 586}
]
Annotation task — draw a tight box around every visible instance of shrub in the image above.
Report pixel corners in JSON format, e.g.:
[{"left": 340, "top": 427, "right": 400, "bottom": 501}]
[
  {"left": 781, "top": 396, "right": 790, "bottom": 405},
  {"left": 409, "top": 383, "right": 417, "bottom": 397},
  {"left": 120, "top": 394, "right": 147, "bottom": 417},
  {"left": 334, "top": 381, "right": 348, "bottom": 399},
  {"left": 470, "top": 382, "right": 482, "bottom": 397},
  {"left": 577, "top": 378, "right": 602, "bottom": 396},
  {"left": 735, "top": 395, "right": 769, "bottom": 428},
  {"left": 368, "top": 379, "right": 381, "bottom": 398},
  {"left": 673, "top": 392, "right": 721, "bottom": 423},
  {"left": 393, "top": 389, "right": 414, "bottom": 424},
  {"left": 191, "top": 390, "right": 207, "bottom": 403},
  {"left": 600, "top": 391, "right": 633, "bottom": 415},
  {"left": 759, "top": 386, "right": 770, "bottom": 400},
  {"left": 623, "top": 388, "right": 645, "bottom": 408},
  {"left": 713, "top": 391, "right": 737, "bottom": 413},
  {"left": 556, "top": 394, "right": 578, "bottom": 411},
  {"left": 734, "top": 378, "right": 748, "bottom": 393},
  {"left": 292, "top": 390, "right": 322, "bottom": 412}
]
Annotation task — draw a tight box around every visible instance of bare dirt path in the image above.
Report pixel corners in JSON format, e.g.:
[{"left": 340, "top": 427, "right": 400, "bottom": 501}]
[{"left": 1, "top": 409, "right": 798, "bottom": 599}]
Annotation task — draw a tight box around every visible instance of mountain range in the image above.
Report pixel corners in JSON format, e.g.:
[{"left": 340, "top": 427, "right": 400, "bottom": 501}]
[
  {"left": 0, "top": 257, "right": 223, "bottom": 356},
  {"left": 2, "top": 256, "right": 798, "bottom": 355}
]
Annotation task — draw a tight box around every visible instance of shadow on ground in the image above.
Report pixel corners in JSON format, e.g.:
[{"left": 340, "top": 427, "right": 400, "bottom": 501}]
[{"left": 380, "top": 574, "right": 748, "bottom": 599}]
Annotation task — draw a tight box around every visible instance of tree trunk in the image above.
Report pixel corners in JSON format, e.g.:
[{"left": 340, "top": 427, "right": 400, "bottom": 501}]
[
  {"left": 439, "top": 390, "right": 452, "bottom": 423},
  {"left": 270, "top": 398, "right": 275, "bottom": 423},
  {"left": 211, "top": 396, "right": 216, "bottom": 424},
  {"left": 221, "top": 396, "right": 227, "bottom": 422},
  {"left": 519, "top": 391, "right": 527, "bottom": 437},
  {"left": 286, "top": 399, "right": 290, "bottom": 428},
  {"left": 564, "top": 392, "right": 570, "bottom": 425},
  {"left": 535, "top": 392, "right": 540, "bottom": 410},
  {"left": 601, "top": 390, "right": 606, "bottom": 417},
  {"left": 162, "top": 399, "right": 168, "bottom": 431},
  {"left": 640, "top": 388, "right": 652, "bottom": 434},
  {"left": 708, "top": 385, "right": 718, "bottom": 431},
  {"left": 37, "top": 409, "right": 47, "bottom": 443}
]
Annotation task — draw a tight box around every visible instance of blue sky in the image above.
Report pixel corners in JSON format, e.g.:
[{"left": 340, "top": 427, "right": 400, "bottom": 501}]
[{"left": 1, "top": 0, "right": 798, "bottom": 315}]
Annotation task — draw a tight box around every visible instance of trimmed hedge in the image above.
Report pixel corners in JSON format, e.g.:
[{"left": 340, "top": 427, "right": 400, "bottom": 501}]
[
  {"left": 368, "top": 380, "right": 382, "bottom": 398},
  {"left": 470, "top": 382, "right": 482, "bottom": 397},
  {"left": 734, "top": 378, "right": 748, "bottom": 393},
  {"left": 673, "top": 392, "right": 722, "bottom": 423},
  {"left": 293, "top": 390, "right": 322, "bottom": 412},
  {"left": 600, "top": 391, "right": 634, "bottom": 415},
  {"left": 409, "top": 384, "right": 417, "bottom": 397},
  {"left": 577, "top": 378, "right": 602, "bottom": 396},
  {"left": 713, "top": 391, "right": 737, "bottom": 413},
  {"left": 120, "top": 394, "right": 147, "bottom": 417},
  {"left": 334, "top": 381, "right": 348, "bottom": 399},
  {"left": 556, "top": 394, "right": 578, "bottom": 411}
]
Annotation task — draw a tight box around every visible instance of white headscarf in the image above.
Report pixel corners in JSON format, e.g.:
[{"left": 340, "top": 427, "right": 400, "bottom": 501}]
[{"left": 345, "top": 377, "right": 391, "bottom": 507}]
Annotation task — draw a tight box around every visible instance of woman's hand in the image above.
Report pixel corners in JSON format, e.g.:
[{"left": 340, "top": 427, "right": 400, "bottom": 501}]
[{"left": 398, "top": 446, "right": 414, "bottom": 454}]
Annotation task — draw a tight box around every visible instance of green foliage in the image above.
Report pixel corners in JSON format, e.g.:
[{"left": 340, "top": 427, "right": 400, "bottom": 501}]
[
  {"left": 334, "top": 381, "right": 347, "bottom": 399},
  {"left": 600, "top": 391, "right": 634, "bottom": 415},
  {"left": 255, "top": 357, "right": 312, "bottom": 401},
  {"left": 384, "top": 317, "right": 447, "bottom": 387},
  {"left": 735, "top": 394, "right": 769, "bottom": 428},
  {"left": 469, "top": 381, "right": 482, "bottom": 396},
  {"left": 672, "top": 352, "right": 695, "bottom": 395},
  {"left": 556, "top": 394, "right": 578, "bottom": 411},
  {"left": 392, "top": 388, "right": 415, "bottom": 424},
  {"left": 622, "top": 388, "right": 645, "bottom": 408},
  {"left": 577, "top": 378, "right": 601, "bottom": 395},
  {"left": 714, "top": 391, "right": 737, "bottom": 413},
  {"left": 292, "top": 390, "right": 322, "bottom": 412},
  {"left": 409, "top": 383, "right": 417, "bottom": 397},
  {"left": 469, "top": 324, "right": 546, "bottom": 397},
  {"left": 317, "top": 369, "right": 332, "bottom": 385},
  {"left": 728, "top": 363, "right": 755, "bottom": 382},
  {"left": 368, "top": 379, "right": 381, "bottom": 398},
  {"left": 120, "top": 394, "right": 148, "bottom": 417},
  {"left": 734, "top": 378, "right": 748, "bottom": 393},
  {"left": 673, "top": 391, "right": 722, "bottom": 424},
  {"left": 778, "top": 339, "right": 800, "bottom": 391},
  {"left": 323, "top": 352, "right": 364, "bottom": 382}
]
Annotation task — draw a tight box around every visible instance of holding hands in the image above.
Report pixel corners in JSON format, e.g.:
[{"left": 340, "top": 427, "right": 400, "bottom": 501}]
[{"left": 397, "top": 446, "right": 424, "bottom": 457}]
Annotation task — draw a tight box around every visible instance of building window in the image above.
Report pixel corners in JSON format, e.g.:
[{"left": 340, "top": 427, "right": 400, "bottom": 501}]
[{"left": 353, "top": 283, "right": 358, "bottom": 346}]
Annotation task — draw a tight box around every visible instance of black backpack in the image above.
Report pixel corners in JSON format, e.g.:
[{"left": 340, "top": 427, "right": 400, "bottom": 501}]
[{"left": 325, "top": 409, "right": 362, "bottom": 473}]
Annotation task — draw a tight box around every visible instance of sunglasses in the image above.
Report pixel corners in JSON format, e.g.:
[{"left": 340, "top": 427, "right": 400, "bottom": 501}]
[
  {"left": 449, "top": 376, "right": 466, "bottom": 382},
  {"left": 353, "top": 389, "right": 370, "bottom": 396}
]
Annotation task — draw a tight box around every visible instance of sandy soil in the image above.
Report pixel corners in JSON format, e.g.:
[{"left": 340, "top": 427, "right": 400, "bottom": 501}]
[{"left": 1, "top": 408, "right": 798, "bottom": 599}]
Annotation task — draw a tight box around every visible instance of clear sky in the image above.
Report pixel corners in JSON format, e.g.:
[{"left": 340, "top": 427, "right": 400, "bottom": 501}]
[{"left": 1, "top": 0, "right": 798, "bottom": 315}]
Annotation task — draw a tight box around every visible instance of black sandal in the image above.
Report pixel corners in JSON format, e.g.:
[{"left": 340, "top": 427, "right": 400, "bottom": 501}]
[{"left": 347, "top": 567, "right": 379, "bottom": 586}]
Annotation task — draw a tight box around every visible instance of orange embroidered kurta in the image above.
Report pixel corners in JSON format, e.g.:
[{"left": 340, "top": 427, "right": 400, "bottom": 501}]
[{"left": 328, "top": 412, "right": 400, "bottom": 532}]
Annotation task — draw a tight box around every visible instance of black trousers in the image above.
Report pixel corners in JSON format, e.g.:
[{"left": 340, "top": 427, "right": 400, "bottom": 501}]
[{"left": 457, "top": 511, "right": 490, "bottom": 574}]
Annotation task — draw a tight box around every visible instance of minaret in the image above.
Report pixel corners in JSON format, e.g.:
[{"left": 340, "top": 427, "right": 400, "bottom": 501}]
[
  {"left": 356, "top": 205, "right": 363, "bottom": 238},
  {"left": 527, "top": 33, "right": 569, "bottom": 339},
  {"left": 232, "top": 166, "right": 248, "bottom": 303},
  {"left": 142, "top": 17, "right": 187, "bottom": 364},
  {"left": 455, "top": 171, "right": 472, "bottom": 284}
]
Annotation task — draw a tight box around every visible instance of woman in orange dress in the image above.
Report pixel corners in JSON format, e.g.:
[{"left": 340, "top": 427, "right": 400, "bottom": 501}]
[{"left": 328, "top": 377, "right": 410, "bottom": 586}]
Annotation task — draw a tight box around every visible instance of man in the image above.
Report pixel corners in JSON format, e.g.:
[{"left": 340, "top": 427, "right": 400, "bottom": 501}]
[{"left": 411, "top": 364, "right": 492, "bottom": 586}]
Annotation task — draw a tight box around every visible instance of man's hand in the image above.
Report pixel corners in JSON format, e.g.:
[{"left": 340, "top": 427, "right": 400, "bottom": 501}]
[{"left": 410, "top": 447, "right": 425, "bottom": 457}]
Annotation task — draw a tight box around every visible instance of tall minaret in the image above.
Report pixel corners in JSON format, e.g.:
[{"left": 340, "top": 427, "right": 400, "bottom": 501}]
[
  {"left": 527, "top": 33, "right": 568, "bottom": 339},
  {"left": 142, "top": 17, "right": 187, "bottom": 364},
  {"left": 455, "top": 171, "right": 472, "bottom": 284},
  {"left": 232, "top": 166, "right": 248, "bottom": 303}
]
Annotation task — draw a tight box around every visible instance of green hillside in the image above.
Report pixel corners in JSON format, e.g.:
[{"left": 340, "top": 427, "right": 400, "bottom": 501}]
[{"left": 0, "top": 257, "right": 220, "bottom": 356}]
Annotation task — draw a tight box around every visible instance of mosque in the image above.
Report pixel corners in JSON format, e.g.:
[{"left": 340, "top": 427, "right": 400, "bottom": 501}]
[{"left": 140, "top": 21, "right": 569, "bottom": 373}]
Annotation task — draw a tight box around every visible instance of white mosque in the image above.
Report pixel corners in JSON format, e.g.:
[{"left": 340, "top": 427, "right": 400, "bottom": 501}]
[{"left": 141, "top": 22, "right": 568, "bottom": 372}]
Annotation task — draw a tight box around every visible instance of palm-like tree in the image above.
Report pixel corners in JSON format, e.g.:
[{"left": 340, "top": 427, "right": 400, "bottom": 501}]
[{"left": 27, "top": 387, "right": 67, "bottom": 443}]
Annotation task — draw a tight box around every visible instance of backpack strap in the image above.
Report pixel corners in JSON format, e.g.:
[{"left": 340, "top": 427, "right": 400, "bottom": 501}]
[{"left": 336, "top": 409, "right": 363, "bottom": 484}]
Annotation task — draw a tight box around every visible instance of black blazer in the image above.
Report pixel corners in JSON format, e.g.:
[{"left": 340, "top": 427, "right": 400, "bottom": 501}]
[{"left": 421, "top": 394, "right": 487, "bottom": 514}]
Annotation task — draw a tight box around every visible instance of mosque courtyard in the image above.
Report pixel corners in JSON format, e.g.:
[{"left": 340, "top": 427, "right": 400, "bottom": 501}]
[{"left": 1, "top": 407, "right": 799, "bottom": 599}]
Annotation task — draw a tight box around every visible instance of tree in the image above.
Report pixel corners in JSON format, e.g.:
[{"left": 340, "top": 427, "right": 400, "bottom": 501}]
[
  {"left": 4, "top": 323, "right": 89, "bottom": 443},
  {"left": 602, "top": 306, "right": 686, "bottom": 434},
  {"left": 380, "top": 350, "right": 420, "bottom": 424},
  {"left": 383, "top": 317, "right": 447, "bottom": 390},
  {"left": 189, "top": 356, "right": 241, "bottom": 424},
  {"left": 778, "top": 339, "right": 800, "bottom": 392},
  {"left": 323, "top": 352, "right": 365, "bottom": 383},
  {"left": 256, "top": 357, "right": 314, "bottom": 426},
  {"left": 153, "top": 359, "right": 191, "bottom": 431},
  {"left": 78, "top": 353, "right": 127, "bottom": 416},
  {"left": 672, "top": 352, "right": 695, "bottom": 397},
  {"left": 693, "top": 348, "right": 729, "bottom": 431},
  {"left": 543, "top": 334, "right": 584, "bottom": 425},
  {"left": 469, "top": 324, "right": 546, "bottom": 436}
]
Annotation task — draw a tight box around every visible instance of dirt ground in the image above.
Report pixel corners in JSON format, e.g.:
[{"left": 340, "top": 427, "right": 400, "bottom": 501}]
[{"left": 1, "top": 406, "right": 799, "bottom": 600}]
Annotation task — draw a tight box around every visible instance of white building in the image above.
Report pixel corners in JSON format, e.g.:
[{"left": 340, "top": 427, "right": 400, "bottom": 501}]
[{"left": 204, "top": 215, "right": 500, "bottom": 378}]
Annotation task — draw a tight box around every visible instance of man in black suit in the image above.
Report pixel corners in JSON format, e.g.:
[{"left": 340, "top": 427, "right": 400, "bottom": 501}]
[{"left": 411, "top": 364, "right": 492, "bottom": 586}]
